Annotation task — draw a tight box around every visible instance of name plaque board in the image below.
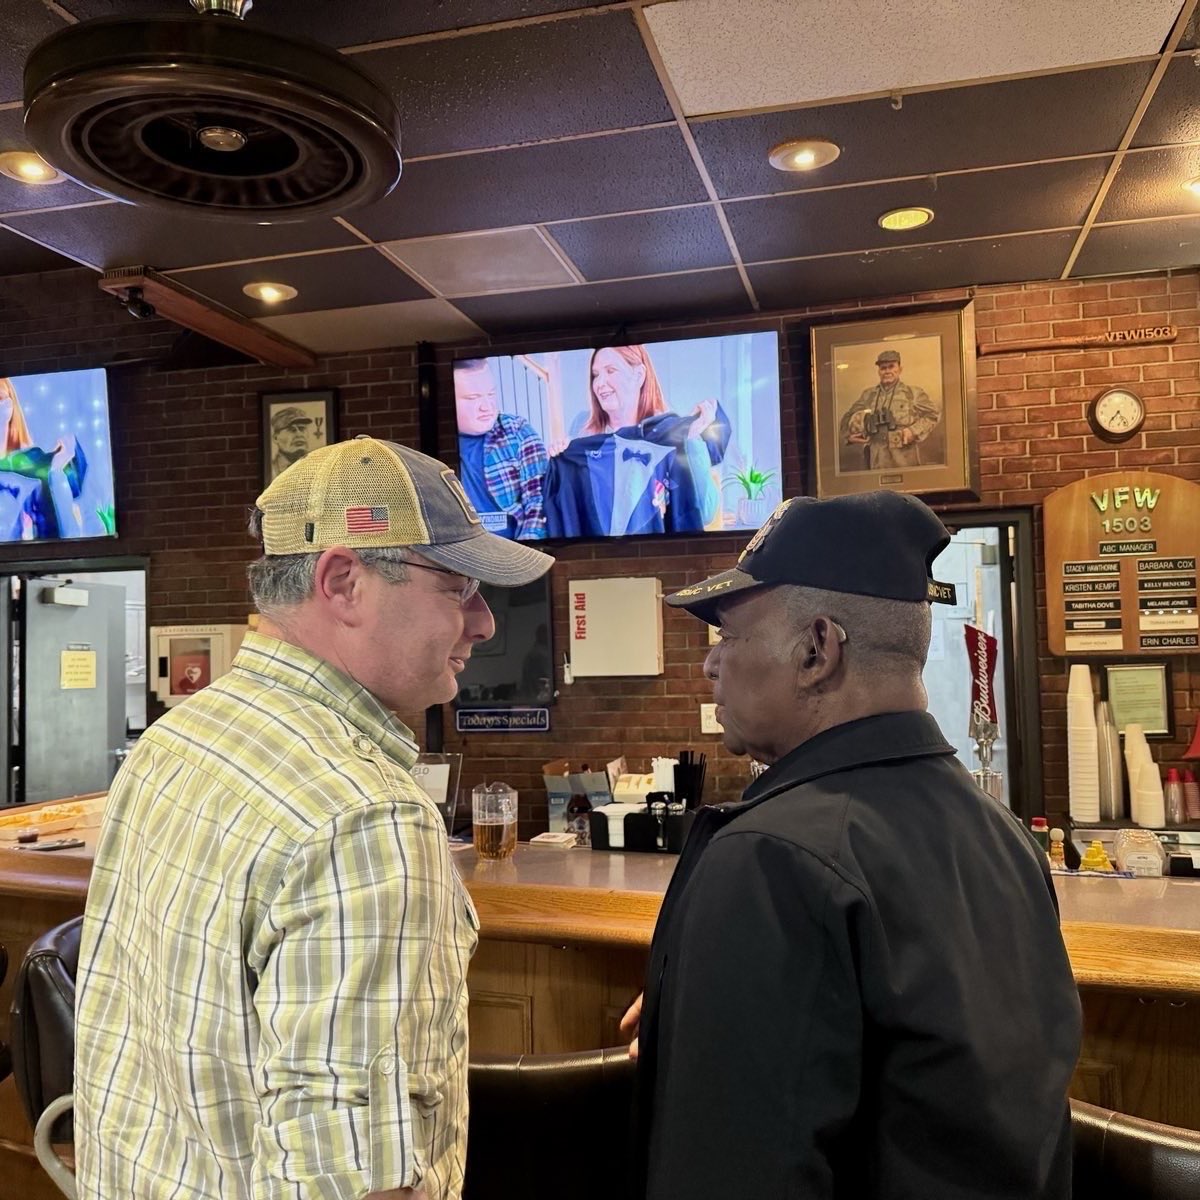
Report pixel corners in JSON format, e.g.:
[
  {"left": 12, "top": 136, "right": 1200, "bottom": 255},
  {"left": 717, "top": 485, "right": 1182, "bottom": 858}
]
[{"left": 1044, "top": 471, "right": 1200, "bottom": 657}]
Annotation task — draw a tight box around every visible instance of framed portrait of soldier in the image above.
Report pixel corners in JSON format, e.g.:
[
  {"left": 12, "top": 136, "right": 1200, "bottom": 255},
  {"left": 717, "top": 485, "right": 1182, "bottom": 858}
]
[
  {"left": 808, "top": 301, "right": 979, "bottom": 501},
  {"left": 260, "top": 389, "right": 338, "bottom": 486}
]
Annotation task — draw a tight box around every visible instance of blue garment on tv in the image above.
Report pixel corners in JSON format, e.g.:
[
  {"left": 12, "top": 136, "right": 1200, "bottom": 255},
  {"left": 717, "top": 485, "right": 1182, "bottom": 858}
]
[
  {"left": 544, "top": 406, "right": 730, "bottom": 538},
  {"left": 458, "top": 432, "right": 514, "bottom": 537}
]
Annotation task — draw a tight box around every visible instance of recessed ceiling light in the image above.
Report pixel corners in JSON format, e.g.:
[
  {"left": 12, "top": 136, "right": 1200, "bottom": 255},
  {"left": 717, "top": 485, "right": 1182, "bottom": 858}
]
[
  {"left": 0, "top": 150, "right": 63, "bottom": 185},
  {"left": 242, "top": 282, "right": 298, "bottom": 304},
  {"left": 767, "top": 139, "right": 840, "bottom": 173},
  {"left": 878, "top": 206, "right": 934, "bottom": 232},
  {"left": 1183, "top": 178, "right": 1200, "bottom": 196}
]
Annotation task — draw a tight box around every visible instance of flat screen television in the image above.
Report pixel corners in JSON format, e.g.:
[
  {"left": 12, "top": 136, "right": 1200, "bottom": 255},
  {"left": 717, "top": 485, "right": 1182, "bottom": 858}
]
[
  {"left": 453, "top": 331, "right": 781, "bottom": 541},
  {"left": 454, "top": 575, "right": 554, "bottom": 709},
  {"left": 0, "top": 367, "right": 116, "bottom": 542}
]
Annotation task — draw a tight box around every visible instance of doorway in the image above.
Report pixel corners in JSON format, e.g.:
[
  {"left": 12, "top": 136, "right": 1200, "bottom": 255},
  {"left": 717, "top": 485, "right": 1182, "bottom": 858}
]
[
  {"left": 923, "top": 509, "right": 1043, "bottom": 822},
  {"left": 0, "top": 555, "right": 148, "bottom": 808}
]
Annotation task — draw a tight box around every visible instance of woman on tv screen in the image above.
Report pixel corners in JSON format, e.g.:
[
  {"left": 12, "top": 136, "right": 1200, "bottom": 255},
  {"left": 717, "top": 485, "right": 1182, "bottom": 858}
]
[
  {"left": 543, "top": 344, "right": 730, "bottom": 538},
  {"left": 0, "top": 375, "right": 115, "bottom": 542}
]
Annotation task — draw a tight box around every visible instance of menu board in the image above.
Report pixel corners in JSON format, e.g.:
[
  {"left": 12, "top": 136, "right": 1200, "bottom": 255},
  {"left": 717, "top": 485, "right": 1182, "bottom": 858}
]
[{"left": 1044, "top": 471, "right": 1200, "bottom": 656}]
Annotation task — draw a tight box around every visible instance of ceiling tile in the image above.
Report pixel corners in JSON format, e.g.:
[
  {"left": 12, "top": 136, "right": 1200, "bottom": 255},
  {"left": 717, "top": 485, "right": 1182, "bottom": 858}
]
[
  {"left": 1099, "top": 146, "right": 1200, "bottom": 222},
  {"left": 168, "top": 247, "right": 429, "bottom": 317},
  {"left": 1132, "top": 56, "right": 1200, "bottom": 148},
  {"left": 1071, "top": 216, "right": 1200, "bottom": 278},
  {"left": 747, "top": 231, "right": 1076, "bottom": 310},
  {"left": 0, "top": 225, "right": 81, "bottom": 276},
  {"left": 381, "top": 228, "right": 574, "bottom": 295},
  {"left": 645, "top": 0, "right": 1174, "bottom": 117},
  {"left": 257, "top": 299, "right": 483, "bottom": 353},
  {"left": 455, "top": 268, "right": 752, "bottom": 334},
  {"left": 1180, "top": 11, "right": 1200, "bottom": 50},
  {"left": 0, "top": 109, "right": 106, "bottom": 215},
  {"left": 0, "top": 0, "right": 66, "bottom": 104},
  {"left": 358, "top": 13, "right": 671, "bottom": 158},
  {"left": 547, "top": 206, "right": 733, "bottom": 281},
  {"left": 725, "top": 159, "right": 1106, "bottom": 264},
  {"left": 348, "top": 128, "right": 709, "bottom": 241},
  {"left": 4, "top": 203, "right": 360, "bottom": 271},
  {"left": 691, "top": 62, "right": 1153, "bottom": 200},
  {"left": 57, "top": 1, "right": 610, "bottom": 46}
]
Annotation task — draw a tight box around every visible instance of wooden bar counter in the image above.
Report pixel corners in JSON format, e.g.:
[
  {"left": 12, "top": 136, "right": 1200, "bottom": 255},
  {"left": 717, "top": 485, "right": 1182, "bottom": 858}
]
[{"left": 2, "top": 837, "right": 1200, "bottom": 1198}]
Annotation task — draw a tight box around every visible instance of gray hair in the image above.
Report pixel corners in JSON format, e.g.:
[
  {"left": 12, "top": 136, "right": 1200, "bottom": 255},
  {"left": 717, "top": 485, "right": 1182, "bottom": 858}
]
[
  {"left": 246, "top": 507, "right": 410, "bottom": 614},
  {"left": 779, "top": 584, "right": 931, "bottom": 673}
]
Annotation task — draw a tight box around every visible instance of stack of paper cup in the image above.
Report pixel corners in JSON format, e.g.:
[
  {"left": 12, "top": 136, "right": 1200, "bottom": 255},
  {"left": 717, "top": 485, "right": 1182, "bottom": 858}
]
[
  {"left": 1123, "top": 724, "right": 1165, "bottom": 828},
  {"left": 1095, "top": 700, "right": 1124, "bottom": 821},
  {"left": 1067, "top": 665, "right": 1100, "bottom": 823}
]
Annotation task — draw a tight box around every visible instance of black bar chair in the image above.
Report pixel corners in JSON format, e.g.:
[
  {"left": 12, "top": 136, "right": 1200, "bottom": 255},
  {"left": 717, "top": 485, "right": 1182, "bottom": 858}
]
[
  {"left": 10, "top": 915, "right": 82, "bottom": 1199},
  {"left": 465, "top": 1047, "right": 635, "bottom": 1200},
  {"left": 0, "top": 944, "right": 10, "bottom": 1083}
]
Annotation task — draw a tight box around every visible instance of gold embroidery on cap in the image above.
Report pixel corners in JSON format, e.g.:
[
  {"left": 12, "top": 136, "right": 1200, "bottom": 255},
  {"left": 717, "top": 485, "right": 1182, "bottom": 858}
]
[
  {"left": 928, "top": 580, "right": 957, "bottom": 604},
  {"left": 737, "top": 497, "right": 796, "bottom": 564}
]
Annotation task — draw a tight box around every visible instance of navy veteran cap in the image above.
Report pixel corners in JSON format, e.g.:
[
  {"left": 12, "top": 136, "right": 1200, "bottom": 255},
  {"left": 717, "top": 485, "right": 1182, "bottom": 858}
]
[{"left": 666, "top": 490, "right": 956, "bottom": 625}]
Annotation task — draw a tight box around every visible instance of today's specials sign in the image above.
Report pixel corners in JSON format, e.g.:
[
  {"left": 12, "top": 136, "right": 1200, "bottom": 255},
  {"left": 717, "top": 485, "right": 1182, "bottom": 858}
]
[{"left": 1044, "top": 470, "right": 1200, "bottom": 656}]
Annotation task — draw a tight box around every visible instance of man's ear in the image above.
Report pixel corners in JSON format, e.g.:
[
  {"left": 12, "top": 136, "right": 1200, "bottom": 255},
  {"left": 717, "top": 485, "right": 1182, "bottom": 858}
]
[
  {"left": 313, "top": 547, "right": 364, "bottom": 622},
  {"left": 794, "top": 616, "right": 844, "bottom": 690}
]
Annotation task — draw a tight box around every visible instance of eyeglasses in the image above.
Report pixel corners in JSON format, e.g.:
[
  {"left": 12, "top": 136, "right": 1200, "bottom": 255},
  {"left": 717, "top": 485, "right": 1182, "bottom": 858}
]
[{"left": 402, "top": 559, "right": 481, "bottom": 605}]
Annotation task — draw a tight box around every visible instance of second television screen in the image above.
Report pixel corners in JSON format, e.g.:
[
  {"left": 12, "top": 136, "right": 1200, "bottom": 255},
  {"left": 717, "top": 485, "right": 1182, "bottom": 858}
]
[{"left": 453, "top": 331, "right": 781, "bottom": 541}]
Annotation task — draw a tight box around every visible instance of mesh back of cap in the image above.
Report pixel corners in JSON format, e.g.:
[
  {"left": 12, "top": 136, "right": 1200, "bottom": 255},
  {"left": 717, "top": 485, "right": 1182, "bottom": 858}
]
[{"left": 258, "top": 439, "right": 430, "bottom": 554}]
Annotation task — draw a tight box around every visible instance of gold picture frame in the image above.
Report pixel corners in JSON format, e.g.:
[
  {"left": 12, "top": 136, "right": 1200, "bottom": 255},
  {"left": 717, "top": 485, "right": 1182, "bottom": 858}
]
[{"left": 809, "top": 300, "right": 979, "bottom": 501}]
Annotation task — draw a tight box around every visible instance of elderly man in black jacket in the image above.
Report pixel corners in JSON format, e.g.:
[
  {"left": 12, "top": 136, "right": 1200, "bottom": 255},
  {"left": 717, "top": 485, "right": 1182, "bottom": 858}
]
[{"left": 624, "top": 490, "right": 1080, "bottom": 1200}]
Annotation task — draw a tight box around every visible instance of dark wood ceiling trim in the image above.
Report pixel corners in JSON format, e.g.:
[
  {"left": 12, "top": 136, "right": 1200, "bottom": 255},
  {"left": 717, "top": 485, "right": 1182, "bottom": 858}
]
[{"left": 98, "top": 267, "right": 317, "bottom": 368}]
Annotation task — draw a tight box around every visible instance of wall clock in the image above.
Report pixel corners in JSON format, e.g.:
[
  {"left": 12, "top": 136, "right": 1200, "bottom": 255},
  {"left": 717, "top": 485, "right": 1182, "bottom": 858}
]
[{"left": 1087, "top": 387, "right": 1145, "bottom": 443}]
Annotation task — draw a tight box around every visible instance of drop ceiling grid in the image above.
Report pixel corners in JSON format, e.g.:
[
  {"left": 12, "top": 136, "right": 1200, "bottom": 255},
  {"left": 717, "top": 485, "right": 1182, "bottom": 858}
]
[{"left": 0, "top": 0, "right": 1195, "bottom": 339}]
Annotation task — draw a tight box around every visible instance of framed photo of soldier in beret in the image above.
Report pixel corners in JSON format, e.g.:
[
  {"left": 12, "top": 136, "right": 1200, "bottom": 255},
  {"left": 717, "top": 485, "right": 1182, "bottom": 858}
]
[
  {"left": 260, "top": 389, "right": 338, "bottom": 486},
  {"left": 807, "top": 300, "right": 979, "bottom": 501}
]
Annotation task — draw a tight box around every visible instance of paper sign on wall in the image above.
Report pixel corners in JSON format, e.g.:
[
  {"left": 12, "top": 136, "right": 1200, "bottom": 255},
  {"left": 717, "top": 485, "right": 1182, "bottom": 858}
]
[{"left": 60, "top": 649, "right": 97, "bottom": 690}]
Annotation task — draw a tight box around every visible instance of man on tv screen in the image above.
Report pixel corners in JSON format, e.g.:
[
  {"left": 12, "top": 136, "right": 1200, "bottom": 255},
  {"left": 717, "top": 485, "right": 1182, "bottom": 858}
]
[{"left": 453, "top": 358, "right": 548, "bottom": 540}]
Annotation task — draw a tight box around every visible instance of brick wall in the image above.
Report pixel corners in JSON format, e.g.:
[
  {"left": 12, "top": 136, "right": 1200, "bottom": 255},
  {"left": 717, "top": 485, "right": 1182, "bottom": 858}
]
[{"left": 0, "top": 267, "right": 1196, "bottom": 835}]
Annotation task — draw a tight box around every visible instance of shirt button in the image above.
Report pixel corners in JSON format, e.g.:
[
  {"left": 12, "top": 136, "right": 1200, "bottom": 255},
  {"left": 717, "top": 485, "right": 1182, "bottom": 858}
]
[
  {"left": 379, "top": 1055, "right": 397, "bottom": 1075},
  {"left": 354, "top": 735, "right": 373, "bottom": 754}
]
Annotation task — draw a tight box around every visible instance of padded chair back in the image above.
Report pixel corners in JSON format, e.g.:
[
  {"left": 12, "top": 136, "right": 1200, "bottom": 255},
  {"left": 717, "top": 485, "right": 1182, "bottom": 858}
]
[
  {"left": 10, "top": 916, "right": 83, "bottom": 1141},
  {"left": 1072, "top": 1099, "right": 1200, "bottom": 1199},
  {"left": 465, "top": 1047, "right": 635, "bottom": 1200},
  {"left": 0, "top": 943, "right": 9, "bottom": 1083}
]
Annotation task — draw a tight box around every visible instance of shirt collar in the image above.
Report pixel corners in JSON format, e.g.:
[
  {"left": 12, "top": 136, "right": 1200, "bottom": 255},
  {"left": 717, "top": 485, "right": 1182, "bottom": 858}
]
[
  {"left": 231, "top": 631, "right": 419, "bottom": 768},
  {"left": 739, "top": 710, "right": 955, "bottom": 809}
]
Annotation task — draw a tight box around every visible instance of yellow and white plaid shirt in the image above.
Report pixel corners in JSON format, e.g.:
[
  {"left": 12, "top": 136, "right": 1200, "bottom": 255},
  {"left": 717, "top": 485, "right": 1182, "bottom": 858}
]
[{"left": 75, "top": 632, "right": 478, "bottom": 1200}]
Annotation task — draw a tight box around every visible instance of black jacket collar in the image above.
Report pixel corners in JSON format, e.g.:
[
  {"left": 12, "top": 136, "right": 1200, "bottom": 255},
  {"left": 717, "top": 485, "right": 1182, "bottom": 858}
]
[{"left": 737, "top": 710, "right": 956, "bottom": 811}]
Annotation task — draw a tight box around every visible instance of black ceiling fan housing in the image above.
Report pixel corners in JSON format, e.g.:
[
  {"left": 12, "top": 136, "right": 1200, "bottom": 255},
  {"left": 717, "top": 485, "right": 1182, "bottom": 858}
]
[{"left": 23, "top": 16, "right": 402, "bottom": 223}]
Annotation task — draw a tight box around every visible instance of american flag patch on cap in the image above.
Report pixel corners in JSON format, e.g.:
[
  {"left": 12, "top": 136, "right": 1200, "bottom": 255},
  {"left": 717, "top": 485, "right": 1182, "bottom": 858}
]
[{"left": 345, "top": 506, "right": 390, "bottom": 534}]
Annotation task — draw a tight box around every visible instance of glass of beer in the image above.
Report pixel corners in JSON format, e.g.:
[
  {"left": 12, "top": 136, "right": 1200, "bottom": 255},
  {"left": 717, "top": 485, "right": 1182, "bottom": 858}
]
[{"left": 472, "top": 782, "right": 517, "bottom": 860}]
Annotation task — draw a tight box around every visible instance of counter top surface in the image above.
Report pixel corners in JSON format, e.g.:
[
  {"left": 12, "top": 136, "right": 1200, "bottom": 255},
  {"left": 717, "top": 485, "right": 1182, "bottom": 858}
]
[{"left": 5, "top": 834, "right": 1200, "bottom": 993}]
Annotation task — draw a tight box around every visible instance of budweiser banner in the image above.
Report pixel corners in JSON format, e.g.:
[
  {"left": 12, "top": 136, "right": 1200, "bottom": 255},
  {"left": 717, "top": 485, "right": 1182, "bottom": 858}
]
[{"left": 964, "top": 623, "right": 999, "bottom": 737}]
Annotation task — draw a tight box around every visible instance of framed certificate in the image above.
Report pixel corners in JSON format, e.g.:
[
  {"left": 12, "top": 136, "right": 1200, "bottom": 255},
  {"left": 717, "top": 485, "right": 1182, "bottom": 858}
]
[{"left": 1104, "top": 662, "right": 1173, "bottom": 739}]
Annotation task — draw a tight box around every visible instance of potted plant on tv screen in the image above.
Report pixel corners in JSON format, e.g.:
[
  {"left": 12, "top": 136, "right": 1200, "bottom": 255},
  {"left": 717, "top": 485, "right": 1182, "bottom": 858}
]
[{"left": 723, "top": 464, "right": 777, "bottom": 528}]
